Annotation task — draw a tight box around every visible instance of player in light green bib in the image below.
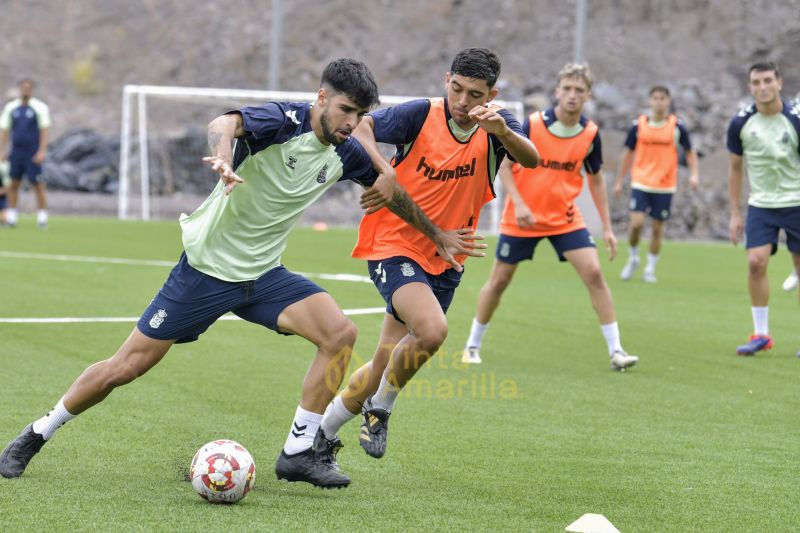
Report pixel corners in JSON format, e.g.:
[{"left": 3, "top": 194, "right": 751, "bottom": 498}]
[{"left": 727, "top": 61, "right": 800, "bottom": 356}]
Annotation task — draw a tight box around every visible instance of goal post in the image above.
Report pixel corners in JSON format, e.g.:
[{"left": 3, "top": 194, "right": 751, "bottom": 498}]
[{"left": 118, "top": 84, "right": 524, "bottom": 231}]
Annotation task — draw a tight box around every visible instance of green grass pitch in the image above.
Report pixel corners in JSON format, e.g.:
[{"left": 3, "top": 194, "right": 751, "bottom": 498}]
[{"left": 0, "top": 216, "right": 798, "bottom": 531}]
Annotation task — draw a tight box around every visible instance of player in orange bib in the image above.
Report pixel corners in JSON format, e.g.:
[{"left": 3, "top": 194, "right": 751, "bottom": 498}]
[
  {"left": 316, "top": 48, "right": 539, "bottom": 462},
  {"left": 462, "top": 63, "right": 639, "bottom": 371},
  {"left": 613, "top": 86, "right": 699, "bottom": 283}
]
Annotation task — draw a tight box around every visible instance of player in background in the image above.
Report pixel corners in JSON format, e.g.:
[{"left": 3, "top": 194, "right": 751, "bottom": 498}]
[
  {"left": 462, "top": 63, "right": 639, "bottom": 371},
  {"left": 0, "top": 59, "right": 477, "bottom": 488},
  {"left": 613, "top": 86, "right": 699, "bottom": 283},
  {"left": 727, "top": 62, "right": 800, "bottom": 356},
  {"left": 0, "top": 79, "right": 51, "bottom": 228},
  {"left": 316, "top": 48, "right": 539, "bottom": 462}
]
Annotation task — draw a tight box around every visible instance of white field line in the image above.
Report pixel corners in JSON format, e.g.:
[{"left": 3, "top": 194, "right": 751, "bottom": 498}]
[
  {"left": 0, "top": 251, "right": 372, "bottom": 283},
  {"left": 0, "top": 250, "right": 175, "bottom": 267},
  {"left": 0, "top": 307, "right": 386, "bottom": 324}
]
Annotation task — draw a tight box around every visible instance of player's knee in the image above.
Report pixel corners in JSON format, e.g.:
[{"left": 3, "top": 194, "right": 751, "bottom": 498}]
[
  {"left": 321, "top": 318, "right": 357, "bottom": 354},
  {"left": 747, "top": 256, "right": 768, "bottom": 276},
  {"left": 413, "top": 320, "right": 447, "bottom": 354},
  {"left": 489, "top": 272, "right": 513, "bottom": 293},
  {"left": 584, "top": 266, "right": 606, "bottom": 289},
  {"left": 341, "top": 319, "right": 358, "bottom": 347}
]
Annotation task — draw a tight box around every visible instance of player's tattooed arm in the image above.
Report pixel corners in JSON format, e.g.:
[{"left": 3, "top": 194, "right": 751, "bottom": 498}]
[
  {"left": 388, "top": 186, "right": 486, "bottom": 272},
  {"left": 207, "top": 131, "right": 223, "bottom": 156},
  {"left": 387, "top": 186, "right": 439, "bottom": 239},
  {"left": 206, "top": 113, "right": 244, "bottom": 163},
  {"left": 203, "top": 113, "right": 246, "bottom": 194}
]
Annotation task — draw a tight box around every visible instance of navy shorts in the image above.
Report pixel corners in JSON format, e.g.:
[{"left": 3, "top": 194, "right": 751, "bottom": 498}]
[
  {"left": 366, "top": 256, "right": 463, "bottom": 323},
  {"left": 630, "top": 189, "right": 672, "bottom": 221},
  {"left": 496, "top": 228, "right": 595, "bottom": 264},
  {"left": 9, "top": 154, "right": 42, "bottom": 184},
  {"left": 745, "top": 205, "right": 800, "bottom": 255},
  {"left": 0, "top": 193, "right": 6, "bottom": 210},
  {"left": 137, "top": 253, "right": 326, "bottom": 343}
]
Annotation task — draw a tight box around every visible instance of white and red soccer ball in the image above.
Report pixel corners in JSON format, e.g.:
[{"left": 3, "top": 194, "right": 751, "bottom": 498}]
[{"left": 190, "top": 440, "right": 256, "bottom": 503}]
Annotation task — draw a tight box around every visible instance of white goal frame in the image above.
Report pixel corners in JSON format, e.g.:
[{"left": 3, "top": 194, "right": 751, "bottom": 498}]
[{"left": 119, "top": 84, "right": 524, "bottom": 230}]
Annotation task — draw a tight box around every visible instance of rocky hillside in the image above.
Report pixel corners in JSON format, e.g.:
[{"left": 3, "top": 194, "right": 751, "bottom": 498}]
[{"left": 2, "top": 0, "right": 799, "bottom": 238}]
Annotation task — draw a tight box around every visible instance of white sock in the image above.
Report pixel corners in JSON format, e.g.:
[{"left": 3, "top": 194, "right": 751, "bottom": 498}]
[
  {"left": 320, "top": 396, "right": 357, "bottom": 438},
  {"left": 646, "top": 253, "right": 659, "bottom": 271},
  {"left": 751, "top": 306, "right": 769, "bottom": 336},
  {"left": 371, "top": 375, "right": 401, "bottom": 412},
  {"left": 466, "top": 317, "right": 490, "bottom": 349},
  {"left": 601, "top": 322, "right": 623, "bottom": 356},
  {"left": 37, "top": 209, "right": 48, "bottom": 224},
  {"left": 629, "top": 246, "right": 639, "bottom": 261},
  {"left": 283, "top": 405, "right": 322, "bottom": 455},
  {"left": 7, "top": 208, "right": 17, "bottom": 225},
  {"left": 31, "top": 397, "right": 76, "bottom": 440}
]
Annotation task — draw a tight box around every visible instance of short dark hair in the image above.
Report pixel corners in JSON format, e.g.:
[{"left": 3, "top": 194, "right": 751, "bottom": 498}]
[
  {"left": 748, "top": 61, "right": 780, "bottom": 80},
  {"left": 649, "top": 85, "right": 670, "bottom": 97},
  {"left": 321, "top": 59, "right": 380, "bottom": 109},
  {"left": 450, "top": 48, "right": 501, "bottom": 88}
]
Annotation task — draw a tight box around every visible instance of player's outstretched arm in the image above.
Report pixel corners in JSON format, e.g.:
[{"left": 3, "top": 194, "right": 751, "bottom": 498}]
[
  {"left": 728, "top": 154, "right": 745, "bottom": 245},
  {"left": 468, "top": 105, "right": 539, "bottom": 168},
  {"left": 387, "top": 186, "right": 486, "bottom": 272},
  {"left": 612, "top": 148, "right": 634, "bottom": 198},
  {"left": 203, "top": 113, "right": 245, "bottom": 195},
  {"left": 587, "top": 170, "right": 617, "bottom": 261}
]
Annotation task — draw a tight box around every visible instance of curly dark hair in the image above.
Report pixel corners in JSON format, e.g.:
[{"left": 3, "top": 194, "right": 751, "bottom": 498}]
[{"left": 321, "top": 58, "right": 380, "bottom": 108}]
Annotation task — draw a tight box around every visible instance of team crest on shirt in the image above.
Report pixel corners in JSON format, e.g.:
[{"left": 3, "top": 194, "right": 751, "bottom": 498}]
[
  {"left": 286, "top": 155, "right": 297, "bottom": 169},
  {"left": 400, "top": 262, "right": 415, "bottom": 277},
  {"left": 149, "top": 309, "right": 167, "bottom": 329},
  {"left": 781, "top": 131, "right": 790, "bottom": 144},
  {"left": 316, "top": 164, "right": 328, "bottom": 184},
  {"left": 499, "top": 242, "right": 511, "bottom": 258}
]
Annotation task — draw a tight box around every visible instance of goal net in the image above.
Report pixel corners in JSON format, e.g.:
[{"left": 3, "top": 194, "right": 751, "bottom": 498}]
[{"left": 119, "top": 84, "right": 524, "bottom": 232}]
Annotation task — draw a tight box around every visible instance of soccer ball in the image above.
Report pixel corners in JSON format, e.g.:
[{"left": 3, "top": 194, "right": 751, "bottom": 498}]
[{"left": 190, "top": 439, "right": 256, "bottom": 503}]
